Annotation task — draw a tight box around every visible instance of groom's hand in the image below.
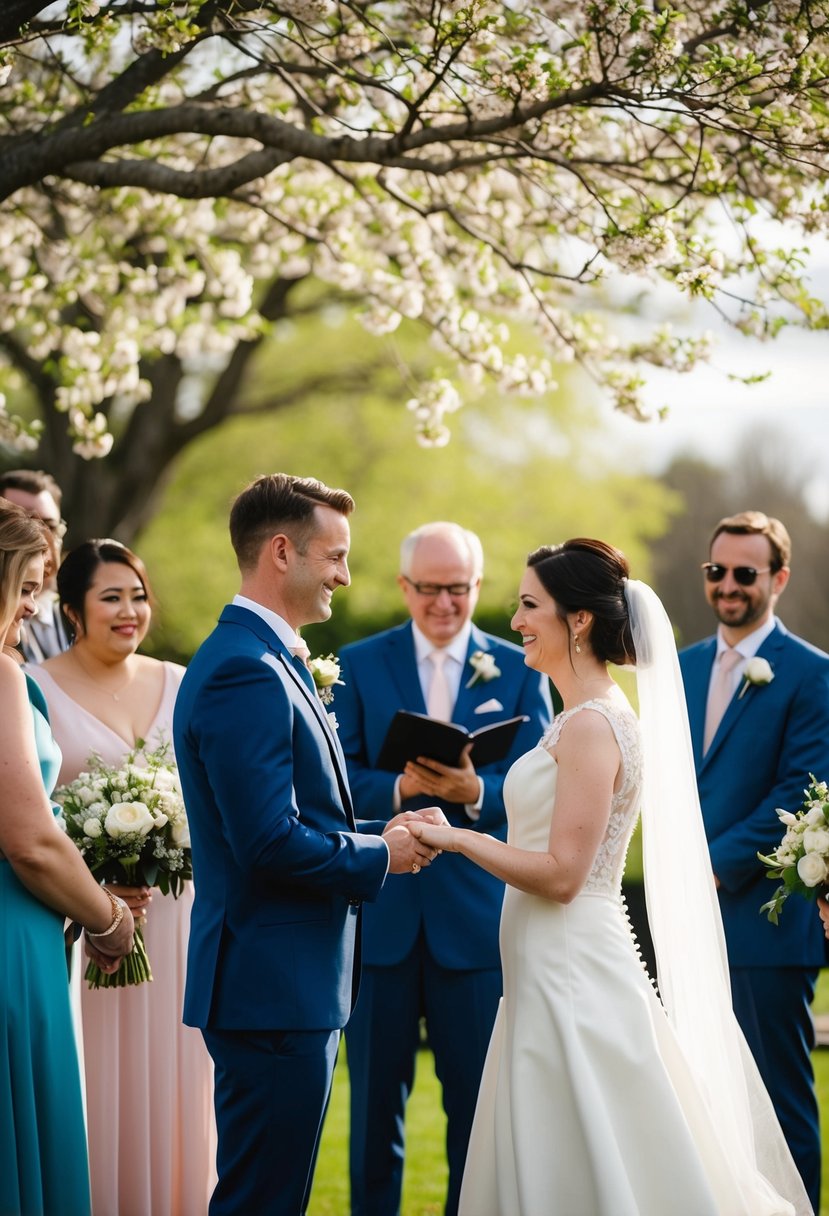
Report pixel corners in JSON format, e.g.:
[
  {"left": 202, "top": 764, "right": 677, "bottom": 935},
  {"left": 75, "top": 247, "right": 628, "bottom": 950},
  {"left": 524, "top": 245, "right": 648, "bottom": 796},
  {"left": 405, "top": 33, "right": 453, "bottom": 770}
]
[{"left": 383, "top": 813, "right": 441, "bottom": 874}]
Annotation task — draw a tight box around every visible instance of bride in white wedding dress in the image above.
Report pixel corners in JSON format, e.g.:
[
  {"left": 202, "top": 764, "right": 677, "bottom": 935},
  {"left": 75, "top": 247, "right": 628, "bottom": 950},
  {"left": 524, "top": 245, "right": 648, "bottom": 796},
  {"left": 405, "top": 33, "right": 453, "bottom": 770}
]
[{"left": 411, "top": 539, "right": 811, "bottom": 1216}]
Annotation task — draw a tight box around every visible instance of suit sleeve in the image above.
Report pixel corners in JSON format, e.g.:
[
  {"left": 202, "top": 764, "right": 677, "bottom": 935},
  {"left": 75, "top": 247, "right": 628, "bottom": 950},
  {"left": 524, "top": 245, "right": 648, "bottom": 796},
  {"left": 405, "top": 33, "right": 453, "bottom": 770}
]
[
  {"left": 710, "top": 658, "right": 829, "bottom": 891},
  {"left": 189, "top": 653, "right": 388, "bottom": 900}
]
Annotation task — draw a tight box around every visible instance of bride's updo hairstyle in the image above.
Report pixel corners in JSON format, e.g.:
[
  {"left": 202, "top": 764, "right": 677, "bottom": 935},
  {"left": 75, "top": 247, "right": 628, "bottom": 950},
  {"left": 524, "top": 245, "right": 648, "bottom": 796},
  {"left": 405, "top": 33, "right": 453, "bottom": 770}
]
[
  {"left": 527, "top": 538, "right": 636, "bottom": 666},
  {"left": 58, "top": 538, "right": 154, "bottom": 643}
]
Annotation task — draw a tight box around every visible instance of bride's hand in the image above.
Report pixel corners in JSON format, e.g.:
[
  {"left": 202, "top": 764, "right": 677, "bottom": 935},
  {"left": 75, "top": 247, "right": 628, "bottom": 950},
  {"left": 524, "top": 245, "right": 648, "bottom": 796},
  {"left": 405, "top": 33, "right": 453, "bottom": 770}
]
[{"left": 409, "top": 820, "right": 459, "bottom": 852}]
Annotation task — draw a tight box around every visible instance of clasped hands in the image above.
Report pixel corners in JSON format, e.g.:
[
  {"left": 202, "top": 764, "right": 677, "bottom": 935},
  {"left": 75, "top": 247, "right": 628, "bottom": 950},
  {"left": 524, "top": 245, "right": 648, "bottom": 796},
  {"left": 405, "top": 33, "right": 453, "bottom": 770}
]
[{"left": 383, "top": 807, "right": 451, "bottom": 875}]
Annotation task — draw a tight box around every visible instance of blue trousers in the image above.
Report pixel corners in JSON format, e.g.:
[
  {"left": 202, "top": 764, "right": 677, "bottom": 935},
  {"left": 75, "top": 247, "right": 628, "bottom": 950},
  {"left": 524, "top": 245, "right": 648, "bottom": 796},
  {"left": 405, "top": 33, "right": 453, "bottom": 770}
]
[
  {"left": 203, "top": 1026, "right": 339, "bottom": 1216},
  {"left": 730, "top": 965, "right": 820, "bottom": 1213},
  {"left": 346, "top": 935, "right": 501, "bottom": 1216}
]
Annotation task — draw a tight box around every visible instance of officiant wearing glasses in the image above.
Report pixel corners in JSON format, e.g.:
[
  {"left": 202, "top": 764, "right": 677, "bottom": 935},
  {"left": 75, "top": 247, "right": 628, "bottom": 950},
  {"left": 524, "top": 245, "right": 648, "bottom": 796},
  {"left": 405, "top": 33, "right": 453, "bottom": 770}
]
[
  {"left": 336, "top": 522, "right": 551, "bottom": 1216},
  {"left": 679, "top": 509, "right": 829, "bottom": 1213}
]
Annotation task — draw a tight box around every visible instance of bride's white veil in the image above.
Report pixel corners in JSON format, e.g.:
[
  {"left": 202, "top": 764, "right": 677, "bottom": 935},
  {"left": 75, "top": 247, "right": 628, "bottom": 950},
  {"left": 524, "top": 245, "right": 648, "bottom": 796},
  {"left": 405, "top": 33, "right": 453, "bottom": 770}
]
[{"left": 625, "top": 579, "right": 812, "bottom": 1216}]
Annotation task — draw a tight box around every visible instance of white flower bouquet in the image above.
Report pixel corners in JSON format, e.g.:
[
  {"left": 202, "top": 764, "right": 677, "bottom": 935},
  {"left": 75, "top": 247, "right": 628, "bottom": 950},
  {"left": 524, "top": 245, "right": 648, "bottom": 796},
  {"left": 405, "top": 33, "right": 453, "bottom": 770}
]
[
  {"left": 56, "top": 739, "right": 192, "bottom": 988},
  {"left": 758, "top": 775, "right": 829, "bottom": 924}
]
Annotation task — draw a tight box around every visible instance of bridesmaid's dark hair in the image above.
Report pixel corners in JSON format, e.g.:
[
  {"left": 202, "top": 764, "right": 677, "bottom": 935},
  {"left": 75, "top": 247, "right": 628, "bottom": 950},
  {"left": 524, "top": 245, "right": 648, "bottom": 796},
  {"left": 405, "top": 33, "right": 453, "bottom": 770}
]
[
  {"left": 527, "top": 539, "right": 635, "bottom": 666},
  {"left": 58, "top": 539, "right": 154, "bottom": 642}
]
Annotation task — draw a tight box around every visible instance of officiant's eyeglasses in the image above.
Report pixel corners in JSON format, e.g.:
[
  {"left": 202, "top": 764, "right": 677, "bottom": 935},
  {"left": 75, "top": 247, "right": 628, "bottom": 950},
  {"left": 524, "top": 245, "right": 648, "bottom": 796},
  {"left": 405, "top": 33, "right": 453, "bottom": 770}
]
[
  {"left": 403, "top": 576, "right": 475, "bottom": 597},
  {"left": 701, "top": 563, "right": 771, "bottom": 587}
]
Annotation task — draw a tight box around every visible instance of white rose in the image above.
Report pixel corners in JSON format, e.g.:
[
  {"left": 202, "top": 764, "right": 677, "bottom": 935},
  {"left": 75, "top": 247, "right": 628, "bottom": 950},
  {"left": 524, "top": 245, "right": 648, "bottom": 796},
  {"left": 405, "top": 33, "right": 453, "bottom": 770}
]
[
  {"left": 83, "top": 818, "right": 103, "bottom": 838},
  {"left": 803, "top": 828, "right": 829, "bottom": 854},
  {"left": 104, "top": 801, "right": 156, "bottom": 838},
  {"left": 171, "top": 817, "right": 191, "bottom": 849},
  {"left": 805, "top": 807, "right": 826, "bottom": 826},
  {"left": 796, "top": 852, "right": 828, "bottom": 888},
  {"left": 309, "top": 656, "right": 341, "bottom": 687},
  {"left": 744, "top": 657, "right": 773, "bottom": 686}
]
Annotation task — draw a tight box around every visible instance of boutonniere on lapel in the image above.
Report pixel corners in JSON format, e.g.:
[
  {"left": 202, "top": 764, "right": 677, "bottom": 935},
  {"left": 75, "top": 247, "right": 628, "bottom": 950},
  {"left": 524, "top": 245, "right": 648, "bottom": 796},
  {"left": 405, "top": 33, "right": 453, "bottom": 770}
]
[
  {"left": 308, "top": 654, "right": 344, "bottom": 706},
  {"left": 465, "top": 650, "right": 501, "bottom": 689},
  {"left": 737, "top": 656, "right": 774, "bottom": 700}
]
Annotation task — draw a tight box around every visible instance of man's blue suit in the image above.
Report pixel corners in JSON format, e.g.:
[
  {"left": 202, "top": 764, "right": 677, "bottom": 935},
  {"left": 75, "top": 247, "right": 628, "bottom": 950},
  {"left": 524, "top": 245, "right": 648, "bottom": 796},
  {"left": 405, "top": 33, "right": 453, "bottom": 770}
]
[
  {"left": 174, "top": 604, "right": 391, "bottom": 1216},
  {"left": 336, "top": 621, "right": 552, "bottom": 1216},
  {"left": 679, "top": 618, "right": 829, "bottom": 1211}
]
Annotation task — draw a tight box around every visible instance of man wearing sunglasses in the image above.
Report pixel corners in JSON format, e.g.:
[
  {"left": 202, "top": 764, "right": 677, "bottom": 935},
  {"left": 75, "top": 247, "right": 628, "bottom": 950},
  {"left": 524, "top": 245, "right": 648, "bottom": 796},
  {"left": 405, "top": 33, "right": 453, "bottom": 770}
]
[
  {"left": 0, "top": 468, "right": 71, "bottom": 663},
  {"left": 679, "top": 510, "right": 829, "bottom": 1213},
  {"left": 335, "top": 522, "right": 552, "bottom": 1216}
]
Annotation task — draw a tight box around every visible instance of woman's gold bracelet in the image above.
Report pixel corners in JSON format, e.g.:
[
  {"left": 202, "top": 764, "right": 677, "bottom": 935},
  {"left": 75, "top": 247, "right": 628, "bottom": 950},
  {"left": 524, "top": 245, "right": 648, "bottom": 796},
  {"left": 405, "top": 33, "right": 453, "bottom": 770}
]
[{"left": 87, "top": 887, "right": 125, "bottom": 938}]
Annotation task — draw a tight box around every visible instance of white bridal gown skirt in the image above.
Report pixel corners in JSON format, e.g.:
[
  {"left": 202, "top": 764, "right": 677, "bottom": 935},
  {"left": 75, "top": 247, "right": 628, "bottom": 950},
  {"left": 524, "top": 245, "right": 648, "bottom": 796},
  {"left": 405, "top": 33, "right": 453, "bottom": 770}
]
[{"left": 459, "top": 889, "right": 745, "bottom": 1216}]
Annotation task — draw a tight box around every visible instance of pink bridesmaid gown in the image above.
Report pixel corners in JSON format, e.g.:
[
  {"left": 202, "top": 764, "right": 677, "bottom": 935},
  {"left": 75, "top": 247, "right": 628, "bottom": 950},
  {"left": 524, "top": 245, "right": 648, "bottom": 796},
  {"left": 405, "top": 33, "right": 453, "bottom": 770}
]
[{"left": 30, "top": 663, "right": 216, "bottom": 1216}]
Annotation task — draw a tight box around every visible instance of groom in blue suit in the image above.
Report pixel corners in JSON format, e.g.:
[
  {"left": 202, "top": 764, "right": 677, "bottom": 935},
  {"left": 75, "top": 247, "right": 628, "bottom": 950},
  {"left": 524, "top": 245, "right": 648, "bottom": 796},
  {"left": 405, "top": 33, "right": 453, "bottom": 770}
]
[
  {"left": 174, "top": 474, "right": 439, "bottom": 1216},
  {"left": 336, "top": 522, "right": 552, "bottom": 1216},
  {"left": 679, "top": 510, "right": 829, "bottom": 1213}
]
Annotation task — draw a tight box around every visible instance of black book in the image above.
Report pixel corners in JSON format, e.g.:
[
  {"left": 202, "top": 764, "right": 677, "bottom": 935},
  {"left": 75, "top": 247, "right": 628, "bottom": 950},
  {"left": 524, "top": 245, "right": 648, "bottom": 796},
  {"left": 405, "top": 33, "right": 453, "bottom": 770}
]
[{"left": 376, "top": 710, "right": 529, "bottom": 772}]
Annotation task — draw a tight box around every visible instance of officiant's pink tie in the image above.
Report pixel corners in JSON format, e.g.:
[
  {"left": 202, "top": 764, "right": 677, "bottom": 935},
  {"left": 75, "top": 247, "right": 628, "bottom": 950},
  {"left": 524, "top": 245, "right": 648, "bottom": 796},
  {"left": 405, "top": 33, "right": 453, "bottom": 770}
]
[
  {"left": 703, "top": 647, "right": 742, "bottom": 754},
  {"left": 428, "top": 650, "right": 453, "bottom": 721}
]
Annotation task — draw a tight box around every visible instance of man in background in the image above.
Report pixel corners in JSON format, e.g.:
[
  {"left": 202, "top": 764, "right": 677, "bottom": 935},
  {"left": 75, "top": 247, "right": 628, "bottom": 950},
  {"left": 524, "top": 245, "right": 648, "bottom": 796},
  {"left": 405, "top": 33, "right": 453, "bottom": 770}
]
[
  {"left": 679, "top": 510, "right": 829, "bottom": 1213},
  {"left": 336, "top": 521, "right": 552, "bottom": 1216},
  {"left": 0, "top": 469, "right": 69, "bottom": 661}
]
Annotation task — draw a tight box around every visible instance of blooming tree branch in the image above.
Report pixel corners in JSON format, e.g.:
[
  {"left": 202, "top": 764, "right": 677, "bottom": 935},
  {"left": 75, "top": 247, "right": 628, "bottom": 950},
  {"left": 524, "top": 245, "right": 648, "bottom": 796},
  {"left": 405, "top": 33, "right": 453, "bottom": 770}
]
[{"left": 0, "top": 0, "right": 828, "bottom": 528}]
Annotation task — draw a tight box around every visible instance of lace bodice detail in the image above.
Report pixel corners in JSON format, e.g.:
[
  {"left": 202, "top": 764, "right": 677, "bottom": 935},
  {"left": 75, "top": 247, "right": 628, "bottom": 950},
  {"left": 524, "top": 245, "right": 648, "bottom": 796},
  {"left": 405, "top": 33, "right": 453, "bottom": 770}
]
[
  {"left": 501, "top": 697, "right": 643, "bottom": 900},
  {"left": 542, "top": 698, "right": 642, "bottom": 895}
]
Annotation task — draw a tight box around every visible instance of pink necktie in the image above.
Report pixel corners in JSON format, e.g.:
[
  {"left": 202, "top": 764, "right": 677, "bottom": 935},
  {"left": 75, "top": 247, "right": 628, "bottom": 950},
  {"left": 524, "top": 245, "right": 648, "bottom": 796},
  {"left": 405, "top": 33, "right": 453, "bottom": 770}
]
[
  {"left": 427, "top": 650, "right": 453, "bottom": 721},
  {"left": 291, "top": 642, "right": 311, "bottom": 668},
  {"left": 703, "top": 648, "right": 742, "bottom": 753}
]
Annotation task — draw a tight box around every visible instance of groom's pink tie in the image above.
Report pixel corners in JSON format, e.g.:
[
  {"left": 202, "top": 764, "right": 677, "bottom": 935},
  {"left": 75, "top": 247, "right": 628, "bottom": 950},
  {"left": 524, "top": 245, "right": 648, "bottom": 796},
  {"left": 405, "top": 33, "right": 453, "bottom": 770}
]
[{"left": 703, "top": 647, "right": 741, "bottom": 754}]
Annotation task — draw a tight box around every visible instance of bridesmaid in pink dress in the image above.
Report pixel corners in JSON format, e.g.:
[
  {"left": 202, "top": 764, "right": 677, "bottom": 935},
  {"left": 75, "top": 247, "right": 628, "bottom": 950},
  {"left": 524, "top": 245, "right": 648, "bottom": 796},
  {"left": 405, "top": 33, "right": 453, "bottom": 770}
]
[{"left": 29, "top": 539, "right": 216, "bottom": 1216}]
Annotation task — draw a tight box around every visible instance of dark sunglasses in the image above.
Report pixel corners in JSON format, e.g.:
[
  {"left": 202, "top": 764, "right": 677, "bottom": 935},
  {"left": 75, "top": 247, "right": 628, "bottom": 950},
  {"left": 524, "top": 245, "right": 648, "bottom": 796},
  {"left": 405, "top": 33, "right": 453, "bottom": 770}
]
[{"left": 701, "top": 562, "right": 772, "bottom": 587}]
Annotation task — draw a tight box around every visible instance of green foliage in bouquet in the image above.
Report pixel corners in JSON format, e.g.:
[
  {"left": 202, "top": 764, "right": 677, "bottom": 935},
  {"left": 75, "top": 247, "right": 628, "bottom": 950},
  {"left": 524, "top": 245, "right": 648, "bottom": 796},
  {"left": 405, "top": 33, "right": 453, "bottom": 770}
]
[
  {"left": 759, "top": 776, "right": 829, "bottom": 925},
  {"left": 56, "top": 739, "right": 191, "bottom": 987}
]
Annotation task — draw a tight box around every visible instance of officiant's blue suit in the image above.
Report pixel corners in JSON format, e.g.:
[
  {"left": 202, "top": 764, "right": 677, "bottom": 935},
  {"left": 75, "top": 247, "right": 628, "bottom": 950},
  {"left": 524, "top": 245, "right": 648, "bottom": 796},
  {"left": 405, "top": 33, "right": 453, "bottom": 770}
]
[
  {"left": 174, "top": 604, "right": 390, "bottom": 1216},
  {"left": 336, "top": 621, "right": 552, "bottom": 1216},
  {"left": 680, "top": 618, "right": 829, "bottom": 1211}
]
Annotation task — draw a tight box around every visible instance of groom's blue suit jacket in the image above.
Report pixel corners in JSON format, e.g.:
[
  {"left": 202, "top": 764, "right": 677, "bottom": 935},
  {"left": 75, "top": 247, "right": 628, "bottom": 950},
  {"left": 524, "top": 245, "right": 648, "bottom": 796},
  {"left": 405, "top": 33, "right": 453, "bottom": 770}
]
[
  {"left": 336, "top": 621, "right": 552, "bottom": 969},
  {"left": 679, "top": 619, "right": 829, "bottom": 969},
  {"left": 174, "top": 605, "right": 390, "bottom": 1031}
]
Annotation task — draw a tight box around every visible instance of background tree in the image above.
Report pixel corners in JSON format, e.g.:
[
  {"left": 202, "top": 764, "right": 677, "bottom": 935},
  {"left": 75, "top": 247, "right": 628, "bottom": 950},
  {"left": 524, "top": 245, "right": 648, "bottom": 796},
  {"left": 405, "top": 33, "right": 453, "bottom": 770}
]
[
  {"left": 651, "top": 425, "right": 829, "bottom": 648},
  {"left": 133, "top": 303, "right": 677, "bottom": 660},
  {"left": 1, "top": 1, "right": 828, "bottom": 538}
]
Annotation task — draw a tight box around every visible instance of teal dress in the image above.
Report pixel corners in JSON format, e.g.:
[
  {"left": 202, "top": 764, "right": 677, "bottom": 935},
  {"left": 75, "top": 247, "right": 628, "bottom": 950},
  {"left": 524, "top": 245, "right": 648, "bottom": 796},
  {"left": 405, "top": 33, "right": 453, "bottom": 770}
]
[{"left": 0, "top": 675, "right": 91, "bottom": 1216}]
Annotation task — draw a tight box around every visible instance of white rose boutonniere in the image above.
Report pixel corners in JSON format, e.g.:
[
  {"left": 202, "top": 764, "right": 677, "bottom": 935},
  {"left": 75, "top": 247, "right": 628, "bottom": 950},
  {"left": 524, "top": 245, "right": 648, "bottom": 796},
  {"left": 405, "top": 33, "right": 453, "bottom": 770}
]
[
  {"left": 737, "top": 656, "right": 774, "bottom": 700},
  {"left": 308, "top": 654, "right": 345, "bottom": 705},
  {"left": 465, "top": 650, "right": 501, "bottom": 689}
]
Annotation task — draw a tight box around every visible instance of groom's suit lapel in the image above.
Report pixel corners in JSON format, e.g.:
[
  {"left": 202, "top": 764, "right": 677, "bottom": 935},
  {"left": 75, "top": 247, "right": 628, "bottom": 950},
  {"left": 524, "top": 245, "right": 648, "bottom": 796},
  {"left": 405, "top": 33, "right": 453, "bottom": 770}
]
[
  {"left": 219, "top": 605, "right": 355, "bottom": 826},
  {"left": 381, "top": 622, "right": 428, "bottom": 714}
]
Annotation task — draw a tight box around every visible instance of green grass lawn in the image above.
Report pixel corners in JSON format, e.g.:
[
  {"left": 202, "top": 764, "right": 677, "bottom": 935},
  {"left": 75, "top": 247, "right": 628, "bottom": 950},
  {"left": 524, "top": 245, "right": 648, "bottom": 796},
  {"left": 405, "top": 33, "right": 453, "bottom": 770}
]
[{"left": 309, "top": 976, "right": 829, "bottom": 1216}]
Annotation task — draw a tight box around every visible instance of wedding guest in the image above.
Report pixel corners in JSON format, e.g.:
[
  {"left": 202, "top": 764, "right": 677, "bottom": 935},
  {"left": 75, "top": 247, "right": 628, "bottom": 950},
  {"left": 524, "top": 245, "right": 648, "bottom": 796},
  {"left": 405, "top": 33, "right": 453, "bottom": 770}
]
[
  {"left": 410, "top": 538, "right": 810, "bottom": 1215},
  {"left": 0, "top": 468, "right": 71, "bottom": 661},
  {"left": 29, "top": 539, "right": 216, "bottom": 1216},
  {"left": 173, "top": 474, "right": 439, "bottom": 1216},
  {"left": 0, "top": 504, "right": 133, "bottom": 1216},
  {"left": 336, "top": 521, "right": 552, "bottom": 1216},
  {"left": 679, "top": 511, "right": 829, "bottom": 1212}
]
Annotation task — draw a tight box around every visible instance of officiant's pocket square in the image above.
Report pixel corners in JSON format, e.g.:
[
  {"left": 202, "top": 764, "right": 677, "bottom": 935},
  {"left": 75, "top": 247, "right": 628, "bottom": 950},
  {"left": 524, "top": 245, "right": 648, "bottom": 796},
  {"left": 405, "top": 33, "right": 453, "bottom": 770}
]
[{"left": 475, "top": 698, "right": 504, "bottom": 714}]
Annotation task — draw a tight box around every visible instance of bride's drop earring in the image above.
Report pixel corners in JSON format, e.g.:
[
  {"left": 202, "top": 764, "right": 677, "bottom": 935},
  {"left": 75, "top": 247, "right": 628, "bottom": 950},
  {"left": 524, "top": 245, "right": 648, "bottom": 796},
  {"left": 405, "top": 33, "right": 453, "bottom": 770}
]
[{"left": 573, "top": 634, "right": 581, "bottom": 654}]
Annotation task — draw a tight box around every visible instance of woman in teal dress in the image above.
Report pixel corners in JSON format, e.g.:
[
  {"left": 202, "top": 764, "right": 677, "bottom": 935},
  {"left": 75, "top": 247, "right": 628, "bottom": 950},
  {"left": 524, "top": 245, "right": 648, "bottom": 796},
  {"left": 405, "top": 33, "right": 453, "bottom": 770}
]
[{"left": 0, "top": 502, "right": 134, "bottom": 1216}]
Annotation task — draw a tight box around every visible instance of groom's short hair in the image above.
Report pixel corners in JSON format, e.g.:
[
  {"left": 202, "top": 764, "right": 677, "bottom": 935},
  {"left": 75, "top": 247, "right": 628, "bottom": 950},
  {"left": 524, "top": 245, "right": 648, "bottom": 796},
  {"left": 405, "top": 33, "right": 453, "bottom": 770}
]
[{"left": 230, "top": 473, "right": 354, "bottom": 571}]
